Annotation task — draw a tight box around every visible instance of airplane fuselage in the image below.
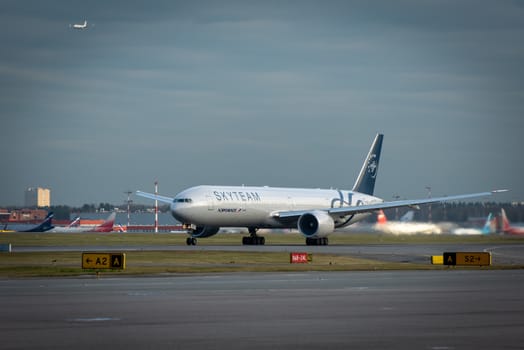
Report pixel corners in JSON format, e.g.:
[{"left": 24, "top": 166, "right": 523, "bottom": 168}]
[
  {"left": 72, "top": 21, "right": 87, "bottom": 29},
  {"left": 170, "top": 185, "right": 381, "bottom": 229}
]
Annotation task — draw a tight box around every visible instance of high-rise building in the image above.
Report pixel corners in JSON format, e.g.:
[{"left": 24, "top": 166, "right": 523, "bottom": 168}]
[{"left": 25, "top": 187, "right": 51, "bottom": 207}]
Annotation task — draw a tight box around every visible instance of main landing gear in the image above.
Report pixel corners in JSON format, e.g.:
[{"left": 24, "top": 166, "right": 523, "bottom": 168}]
[
  {"left": 242, "top": 227, "right": 265, "bottom": 245},
  {"left": 186, "top": 237, "right": 197, "bottom": 246},
  {"left": 305, "top": 237, "right": 329, "bottom": 246}
]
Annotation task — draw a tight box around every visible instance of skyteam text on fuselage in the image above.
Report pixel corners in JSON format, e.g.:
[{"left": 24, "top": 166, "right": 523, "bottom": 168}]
[{"left": 137, "top": 133, "right": 506, "bottom": 246}]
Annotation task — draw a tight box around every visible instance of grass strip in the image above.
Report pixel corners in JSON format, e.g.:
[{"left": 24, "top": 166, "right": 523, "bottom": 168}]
[{"left": 1, "top": 250, "right": 519, "bottom": 278}]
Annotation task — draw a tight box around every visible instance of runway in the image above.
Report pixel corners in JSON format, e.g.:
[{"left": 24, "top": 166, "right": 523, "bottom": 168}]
[{"left": 1, "top": 270, "right": 523, "bottom": 349}]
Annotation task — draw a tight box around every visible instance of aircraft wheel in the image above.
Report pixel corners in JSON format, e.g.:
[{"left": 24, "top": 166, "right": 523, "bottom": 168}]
[
  {"left": 306, "top": 237, "right": 316, "bottom": 246},
  {"left": 242, "top": 236, "right": 265, "bottom": 245},
  {"left": 186, "top": 237, "right": 197, "bottom": 245},
  {"left": 305, "top": 237, "right": 328, "bottom": 246}
]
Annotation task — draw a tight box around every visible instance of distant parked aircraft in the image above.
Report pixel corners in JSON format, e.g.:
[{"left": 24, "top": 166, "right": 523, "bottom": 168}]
[
  {"left": 5, "top": 212, "right": 55, "bottom": 232},
  {"left": 51, "top": 212, "right": 116, "bottom": 233},
  {"left": 374, "top": 210, "right": 442, "bottom": 235},
  {"left": 451, "top": 213, "right": 495, "bottom": 235}
]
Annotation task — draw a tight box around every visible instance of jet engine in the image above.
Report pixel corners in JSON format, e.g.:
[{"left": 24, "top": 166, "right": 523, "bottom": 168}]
[
  {"left": 191, "top": 226, "right": 220, "bottom": 238},
  {"left": 297, "top": 210, "right": 334, "bottom": 238}
]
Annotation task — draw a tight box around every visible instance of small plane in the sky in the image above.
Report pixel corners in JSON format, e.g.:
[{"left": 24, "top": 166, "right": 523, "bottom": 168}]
[
  {"left": 137, "top": 133, "right": 506, "bottom": 246},
  {"left": 71, "top": 20, "right": 88, "bottom": 30}
]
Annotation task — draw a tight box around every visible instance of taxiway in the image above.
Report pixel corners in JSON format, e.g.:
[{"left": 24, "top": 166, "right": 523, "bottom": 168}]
[{"left": 1, "top": 270, "right": 523, "bottom": 349}]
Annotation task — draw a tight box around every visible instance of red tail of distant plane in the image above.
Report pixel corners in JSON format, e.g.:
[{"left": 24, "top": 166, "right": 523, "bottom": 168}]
[
  {"left": 501, "top": 208, "right": 524, "bottom": 235},
  {"left": 93, "top": 212, "right": 116, "bottom": 232},
  {"left": 377, "top": 210, "right": 387, "bottom": 225}
]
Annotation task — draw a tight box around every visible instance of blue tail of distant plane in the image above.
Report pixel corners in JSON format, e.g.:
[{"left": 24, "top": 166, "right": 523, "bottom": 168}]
[
  {"left": 352, "top": 133, "right": 383, "bottom": 196},
  {"left": 22, "top": 212, "right": 54, "bottom": 232},
  {"left": 481, "top": 213, "right": 494, "bottom": 234}
]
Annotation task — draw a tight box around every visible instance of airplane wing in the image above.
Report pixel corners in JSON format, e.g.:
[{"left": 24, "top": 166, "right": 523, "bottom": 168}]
[
  {"left": 273, "top": 190, "right": 507, "bottom": 221},
  {"left": 136, "top": 191, "right": 174, "bottom": 204}
]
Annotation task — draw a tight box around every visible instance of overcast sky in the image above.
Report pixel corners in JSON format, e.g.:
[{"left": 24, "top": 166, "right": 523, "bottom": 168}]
[{"left": 1, "top": 0, "right": 523, "bottom": 207}]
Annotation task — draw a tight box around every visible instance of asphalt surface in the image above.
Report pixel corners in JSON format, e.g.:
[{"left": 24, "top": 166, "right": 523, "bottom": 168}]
[{"left": 1, "top": 270, "right": 523, "bottom": 349}]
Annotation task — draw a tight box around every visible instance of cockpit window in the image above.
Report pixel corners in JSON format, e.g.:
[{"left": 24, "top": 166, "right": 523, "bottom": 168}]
[{"left": 174, "top": 198, "right": 192, "bottom": 203}]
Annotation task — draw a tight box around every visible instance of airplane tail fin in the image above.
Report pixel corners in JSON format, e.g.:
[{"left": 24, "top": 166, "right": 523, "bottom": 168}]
[
  {"left": 377, "top": 210, "right": 387, "bottom": 225},
  {"left": 400, "top": 210, "right": 415, "bottom": 222},
  {"left": 352, "top": 133, "right": 383, "bottom": 196},
  {"left": 481, "top": 213, "right": 494, "bottom": 234},
  {"left": 94, "top": 212, "right": 116, "bottom": 232},
  {"left": 500, "top": 208, "right": 511, "bottom": 232},
  {"left": 68, "top": 216, "right": 81, "bottom": 228},
  {"left": 23, "top": 212, "right": 54, "bottom": 232}
]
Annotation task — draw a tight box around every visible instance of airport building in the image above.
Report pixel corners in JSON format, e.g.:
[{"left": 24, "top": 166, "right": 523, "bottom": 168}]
[
  {"left": 5, "top": 209, "right": 48, "bottom": 223},
  {"left": 24, "top": 187, "right": 51, "bottom": 208}
]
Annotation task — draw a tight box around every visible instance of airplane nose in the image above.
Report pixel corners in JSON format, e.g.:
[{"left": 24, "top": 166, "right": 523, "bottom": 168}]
[
  {"left": 170, "top": 197, "right": 195, "bottom": 222},
  {"left": 170, "top": 202, "right": 179, "bottom": 215},
  {"left": 170, "top": 201, "right": 189, "bottom": 222}
]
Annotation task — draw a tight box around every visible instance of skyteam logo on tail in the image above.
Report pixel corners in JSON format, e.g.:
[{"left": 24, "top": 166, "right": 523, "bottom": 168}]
[{"left": 367, "top": 154, "right": 378, "bottom": 179}]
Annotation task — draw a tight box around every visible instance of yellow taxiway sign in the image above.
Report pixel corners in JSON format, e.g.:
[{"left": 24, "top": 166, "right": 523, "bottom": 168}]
[
  {"left": 443, "top": 252, "right": 491, "bottom": 266},
  {"left": 82, "top": 253, "right": 126, "bottom": 269}
]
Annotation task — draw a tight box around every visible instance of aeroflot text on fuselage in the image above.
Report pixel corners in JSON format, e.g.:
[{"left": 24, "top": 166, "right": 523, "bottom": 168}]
[
  {"left": 218, "top": 208, "right": 245, "bottom": 213},
  {"left": 213, "top": 191, "right": 261, "bottom": 202}
]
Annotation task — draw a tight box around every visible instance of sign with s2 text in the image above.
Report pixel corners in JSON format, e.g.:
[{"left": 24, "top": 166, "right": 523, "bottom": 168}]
[{"left": 443, "top": 252, "right": 491, "bottom": 266}]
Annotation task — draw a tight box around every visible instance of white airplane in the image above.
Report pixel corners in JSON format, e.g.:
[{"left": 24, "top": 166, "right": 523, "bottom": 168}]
[
  {"left": 137, "top": 133, "right": 506, "bottom": 246},
  {"left": 51, "top": 212, "right": 117, "bottom": 233},
  {"left": 450, "top": 213, "right": 495, "bottom": 235},
  {"left": 373, "top": 210, "right": 442, "bottom": 235},
  {"left": 71, "top": 20, "right": 88, "bottom": 30}
]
